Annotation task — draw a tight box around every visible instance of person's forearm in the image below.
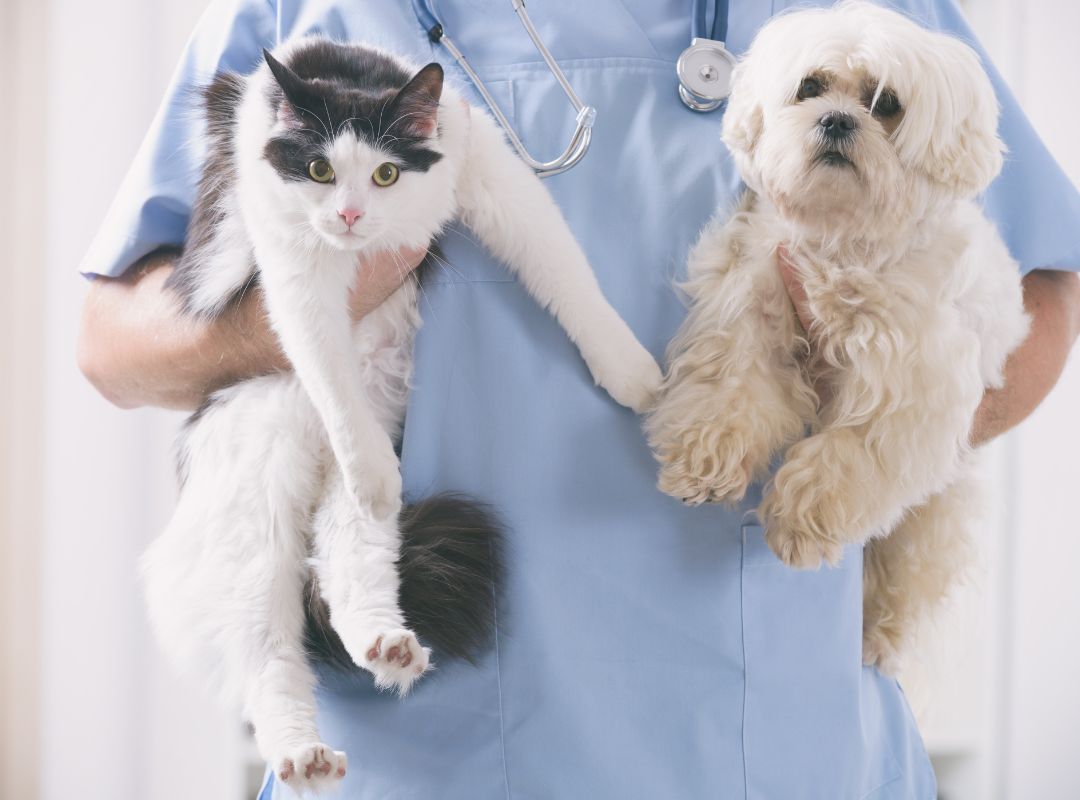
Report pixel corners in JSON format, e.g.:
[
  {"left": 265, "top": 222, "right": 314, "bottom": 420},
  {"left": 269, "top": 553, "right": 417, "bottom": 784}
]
[
  {"left": 78, "top": 245, "right": 429, "bottom": 411},
  {"left": 77, "top": 250, "right": 287, "bottom": 411},
  {"left": 971, "top": 269, "right": 1080, "bottom": 444}
]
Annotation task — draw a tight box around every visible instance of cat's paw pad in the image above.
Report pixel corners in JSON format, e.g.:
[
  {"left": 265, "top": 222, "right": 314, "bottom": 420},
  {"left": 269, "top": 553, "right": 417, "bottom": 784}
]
[
  {"left": 275, "top": 743, "right": 347, "bottom": 791},
  {"left": 364, "top": 629, "right": 431, "bottom": 695}
]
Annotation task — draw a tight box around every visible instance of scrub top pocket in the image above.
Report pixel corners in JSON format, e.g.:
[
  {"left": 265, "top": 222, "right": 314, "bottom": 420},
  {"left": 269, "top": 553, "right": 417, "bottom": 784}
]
[{"left": 740, "top": 522, "right": 904, "bottom": 799}]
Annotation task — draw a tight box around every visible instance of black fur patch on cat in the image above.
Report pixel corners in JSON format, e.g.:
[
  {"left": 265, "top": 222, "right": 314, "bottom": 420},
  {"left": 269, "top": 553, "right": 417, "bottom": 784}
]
[
  {"left": 262, "top": 42, "right": 444, "bottom": 183},
  {"left": 166, "top": 43, "right": 444, "bottom": 317},
  {"left": 304, "top": 494, "right": 506, "bottom": 671},
  {"left": 165, "top": 71, "right": 256, "bottom": 316}
]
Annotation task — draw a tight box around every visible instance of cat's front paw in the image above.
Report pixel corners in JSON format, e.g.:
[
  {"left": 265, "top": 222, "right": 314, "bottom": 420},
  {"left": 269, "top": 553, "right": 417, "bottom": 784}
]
[
  {"left": 589, "top": 340, "right": 663, "bottom": 414},
  {"left": 344, "top": 442, "right": 403, "bottom": 521},
  {"left": 363, "top": 628, "right": 431, "bottom": 696},
  {"left": 274, "top": 743, "right": 347, "bottom": 792}
]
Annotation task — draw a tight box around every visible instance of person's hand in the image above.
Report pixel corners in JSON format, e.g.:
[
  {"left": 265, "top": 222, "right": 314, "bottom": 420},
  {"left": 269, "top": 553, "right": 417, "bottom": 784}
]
[
  {"left": 348, "top": 245, "right": 429, "bottom": 321},
  {"left": 777, "top": 245, "right": 814, "bottom": 337},
  {"left": 775, "top": 247, "right": 1080, "bottom": 447}
]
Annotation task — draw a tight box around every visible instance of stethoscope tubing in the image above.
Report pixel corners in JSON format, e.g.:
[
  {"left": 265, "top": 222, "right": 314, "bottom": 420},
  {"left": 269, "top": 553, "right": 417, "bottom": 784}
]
[
  {"left": 694, "top": 0, "right": 730, "bottom": 44},
  {"left": 410, "top": 0, "right": 734, "bottom": 175},
  {"left": 411, "top": 0, "right": 595, "bottom": 177}
]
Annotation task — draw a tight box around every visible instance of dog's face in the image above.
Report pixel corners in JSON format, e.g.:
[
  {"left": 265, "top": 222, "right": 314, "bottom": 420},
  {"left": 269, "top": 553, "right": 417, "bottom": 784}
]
[{"left": 722, "top": 2, "right": 1004, "bottom": 235}]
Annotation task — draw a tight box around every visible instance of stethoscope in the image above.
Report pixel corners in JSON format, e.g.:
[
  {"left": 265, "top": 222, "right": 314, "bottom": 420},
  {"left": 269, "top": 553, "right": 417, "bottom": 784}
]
[
  {"left": 678, "top": 0, "right": 735, "bottom": 112},
  {"left": 410, "top": 0, "right": 733, "bottom": 176}
]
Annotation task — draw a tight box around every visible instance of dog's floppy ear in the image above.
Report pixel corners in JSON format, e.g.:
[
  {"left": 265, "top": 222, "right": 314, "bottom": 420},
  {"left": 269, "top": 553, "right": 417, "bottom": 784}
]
[
  {"left": 904, "top": 34, "right": 1004, "bottom": 197},
  {"left": 721, "top": 62, "right": 764, "bottom": 159}
]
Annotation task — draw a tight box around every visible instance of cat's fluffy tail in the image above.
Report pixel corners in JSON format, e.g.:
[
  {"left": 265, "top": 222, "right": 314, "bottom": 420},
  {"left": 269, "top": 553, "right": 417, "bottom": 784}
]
[{"left": 305, "top": 493, "right": 505, "bottom": 671}]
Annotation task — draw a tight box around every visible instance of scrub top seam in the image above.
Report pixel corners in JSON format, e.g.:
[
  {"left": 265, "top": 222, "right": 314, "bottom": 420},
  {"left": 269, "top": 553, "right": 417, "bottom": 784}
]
[
  {"left": 739, "top": 526, "right": 750, "bottom": 800},
  {"left": 492, "top": 567, "right": 512, "bottom": 799},
  {"left": 461, "top": 56, "right": 678, "bottom": 79}
]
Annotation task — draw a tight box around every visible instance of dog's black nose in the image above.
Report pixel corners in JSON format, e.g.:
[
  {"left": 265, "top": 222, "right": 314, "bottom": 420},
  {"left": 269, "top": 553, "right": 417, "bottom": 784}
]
[{"left": 818, "top": 111, "right": 856, "bottom": 140}]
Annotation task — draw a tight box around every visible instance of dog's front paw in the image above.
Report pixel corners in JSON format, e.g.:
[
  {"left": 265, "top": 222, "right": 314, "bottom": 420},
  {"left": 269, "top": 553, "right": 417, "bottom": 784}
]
[
  {"left": 274, "top": 743, "right": 347, "bottom": 792},
  {"left": 363, "top": 628, "right": 431, "bottom": 696},
  {"left": 590, "top": 340, "right": 663, "bottom": 413},
  {"left": 762, "top": 511, "right": 842, "bottom": 569},
  {"left": 758, "top": 435, "right": 869, "bottom": 568},
  {"left": 657, "top": 440, "right": 752, "bottom": 507},
  {"left": 760, "top": 481, "right": 844, "bottom": 570},
  {"left": 654, "top": 414, "right": 773, "bottom": 506}
]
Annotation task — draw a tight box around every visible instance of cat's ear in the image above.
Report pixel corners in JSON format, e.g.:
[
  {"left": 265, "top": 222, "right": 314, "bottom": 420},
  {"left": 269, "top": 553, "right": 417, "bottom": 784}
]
[
  {"left": 263, "top": 48, "right": 314, "bottom": 123},
  {"left": 388, "top": 63, "right": 444, "bottom": 139}
]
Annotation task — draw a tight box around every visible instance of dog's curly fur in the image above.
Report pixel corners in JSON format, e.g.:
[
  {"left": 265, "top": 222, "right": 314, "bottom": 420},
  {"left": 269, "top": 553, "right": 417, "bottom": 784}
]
[{"left": 647, "top": 1, "right": 1030, "bottom": 674}]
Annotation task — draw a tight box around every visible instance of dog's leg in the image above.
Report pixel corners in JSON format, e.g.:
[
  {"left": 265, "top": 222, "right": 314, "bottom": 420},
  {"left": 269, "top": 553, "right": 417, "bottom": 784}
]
[
  {"left": 862, "top": 473, "right": 981, "bottom": 674},
  {"left": 311, "top": 469, "right": 430, "bottom": 695},
  {"left": 762, "top": 308, "right": 981, "bottom": 568},
  {"left": 648, "top": 223, "right": 816, "bottom": 506}
]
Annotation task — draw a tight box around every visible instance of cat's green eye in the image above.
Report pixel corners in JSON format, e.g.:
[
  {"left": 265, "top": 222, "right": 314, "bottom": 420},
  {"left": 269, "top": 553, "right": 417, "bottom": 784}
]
[
  {"left": 308, "top": 159, "right": 335, "bottom": 183},
  {"left": 372, "top": 162, "right": 399, "bottom": 187}
]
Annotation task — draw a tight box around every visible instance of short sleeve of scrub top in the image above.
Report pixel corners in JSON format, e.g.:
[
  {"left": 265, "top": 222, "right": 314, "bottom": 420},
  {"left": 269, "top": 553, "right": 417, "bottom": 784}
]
[{"left": 78, "top": 0, "right": 278, "bottom": 279}]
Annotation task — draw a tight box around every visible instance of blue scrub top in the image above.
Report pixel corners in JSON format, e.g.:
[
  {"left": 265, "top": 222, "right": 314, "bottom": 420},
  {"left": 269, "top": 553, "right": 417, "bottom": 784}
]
[{"left": 82, "top": 1, "right": 1080, "bottom": 798}]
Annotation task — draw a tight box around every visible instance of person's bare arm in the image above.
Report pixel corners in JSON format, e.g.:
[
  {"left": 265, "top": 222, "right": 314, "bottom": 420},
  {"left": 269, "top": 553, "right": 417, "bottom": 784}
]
[
  {"left": 968, "top": 268, "right": 1080, "bottom": 443},
  {"left": 778, "top": 251, "right": 1080, "bottom": 445},
  {"left": 77, "top": 246, "right": 427, "bottom": 411}
]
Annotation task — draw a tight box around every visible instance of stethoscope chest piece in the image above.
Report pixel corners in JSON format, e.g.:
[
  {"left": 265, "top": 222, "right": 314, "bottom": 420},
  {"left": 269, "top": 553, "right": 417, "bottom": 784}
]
[{"left": 677, "top": 38, "right": 735, "bottom": 112}]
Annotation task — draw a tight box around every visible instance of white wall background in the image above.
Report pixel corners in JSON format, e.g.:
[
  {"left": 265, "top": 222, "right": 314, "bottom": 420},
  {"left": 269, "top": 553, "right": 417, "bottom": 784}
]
[
  {"left": 39, "top": 2, "right": 254, "bottom": 798},
  {"left": 962, "top": 2, "right": 1080, "bottom": 799},
  {"left": 0, "top": 1, "right": 1077, "bottom": 799}
]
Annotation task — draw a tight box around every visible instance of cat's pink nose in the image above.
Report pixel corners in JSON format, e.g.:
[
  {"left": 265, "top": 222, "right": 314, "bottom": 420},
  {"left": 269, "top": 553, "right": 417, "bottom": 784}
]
[{"left": 338, "top": 208, "right": 364, "bottom": 227}]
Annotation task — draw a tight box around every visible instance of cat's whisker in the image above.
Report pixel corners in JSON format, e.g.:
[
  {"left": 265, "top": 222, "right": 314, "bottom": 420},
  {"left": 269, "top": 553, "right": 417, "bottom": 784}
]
[
  {"left": 291, "top": 103, "right": 333, "bottom": 146},
  {"left": 234, "top": 271, "right": 260, "bottom": 309},
  {"left": 390, "top": 248, "right": 439, "bottom": 324},
  {"left": 336, "top": 116, "right": 365, "bottom": 139},
  {"left": 377, "top": 110, "right": 429, "bottom": 146},
  {"left": 322, "top": 97, "right": 335, "bottom": 134},
  {"left": 441, "top": 225, "right": 484, "bottom": 250},
  {"left": 426, "top": 250, "right": 468, "bottom": 283}
]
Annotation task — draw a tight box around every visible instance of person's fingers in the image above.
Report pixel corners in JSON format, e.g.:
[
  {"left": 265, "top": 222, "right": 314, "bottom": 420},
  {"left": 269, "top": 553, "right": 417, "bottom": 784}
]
[
  {"left": 348, "top": 245, "right": 429, "bottom": 319},
  {"left": 777, "top": 245, "right": 814, "bottom": 335}
]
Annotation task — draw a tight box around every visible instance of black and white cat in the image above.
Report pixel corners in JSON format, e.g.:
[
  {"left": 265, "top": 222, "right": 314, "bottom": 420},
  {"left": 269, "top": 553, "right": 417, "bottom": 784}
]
[{"left": 140, "top": 37, "right": 661, "bottom": 792}]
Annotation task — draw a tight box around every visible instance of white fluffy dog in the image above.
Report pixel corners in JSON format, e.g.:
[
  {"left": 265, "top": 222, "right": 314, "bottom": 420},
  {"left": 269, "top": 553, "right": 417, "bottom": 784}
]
[{"left": 647, "top": 1, "right": 1030, "bottom": 673}]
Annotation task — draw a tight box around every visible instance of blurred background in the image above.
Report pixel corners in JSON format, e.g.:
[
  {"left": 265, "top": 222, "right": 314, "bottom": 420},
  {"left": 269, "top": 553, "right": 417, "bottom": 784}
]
[{"left": 1, "top": 1, "right": 1077, "bottom": 798}]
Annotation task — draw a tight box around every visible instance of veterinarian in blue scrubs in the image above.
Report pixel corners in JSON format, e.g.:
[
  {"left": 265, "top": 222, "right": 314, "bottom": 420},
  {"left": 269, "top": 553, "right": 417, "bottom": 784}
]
[{"left": 81, "top": 1, "right": 1080, "bottom": 797}]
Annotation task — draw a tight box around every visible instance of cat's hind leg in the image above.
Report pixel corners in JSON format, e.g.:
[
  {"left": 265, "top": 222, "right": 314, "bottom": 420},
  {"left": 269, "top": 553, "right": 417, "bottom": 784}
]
[
  {"left": 311, "top": 470, "right": 431, "bottom": 695},
  {"left": 242, "top": 558, "right": 347, "bottom": 792},
  {"left": 142, "top": 377, "right": 347, "bottom": 792},
  {"left": 862, "top": 473, "right": 981, "bottom": 675}
]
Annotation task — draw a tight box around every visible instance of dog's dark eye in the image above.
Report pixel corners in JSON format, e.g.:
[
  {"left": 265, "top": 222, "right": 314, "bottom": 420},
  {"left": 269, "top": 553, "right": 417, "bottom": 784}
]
[
  {"left": 872, "top": 89, "right": 902, "bottom": 118},
  {"left": 796, "top": 76, "right": 825, "bottom": 101}
]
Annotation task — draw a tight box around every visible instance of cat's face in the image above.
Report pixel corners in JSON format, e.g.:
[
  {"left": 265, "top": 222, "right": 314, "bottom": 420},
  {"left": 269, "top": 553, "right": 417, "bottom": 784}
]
[{"left": 261, "top": 48, "right": 445, "bottom": 253}]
